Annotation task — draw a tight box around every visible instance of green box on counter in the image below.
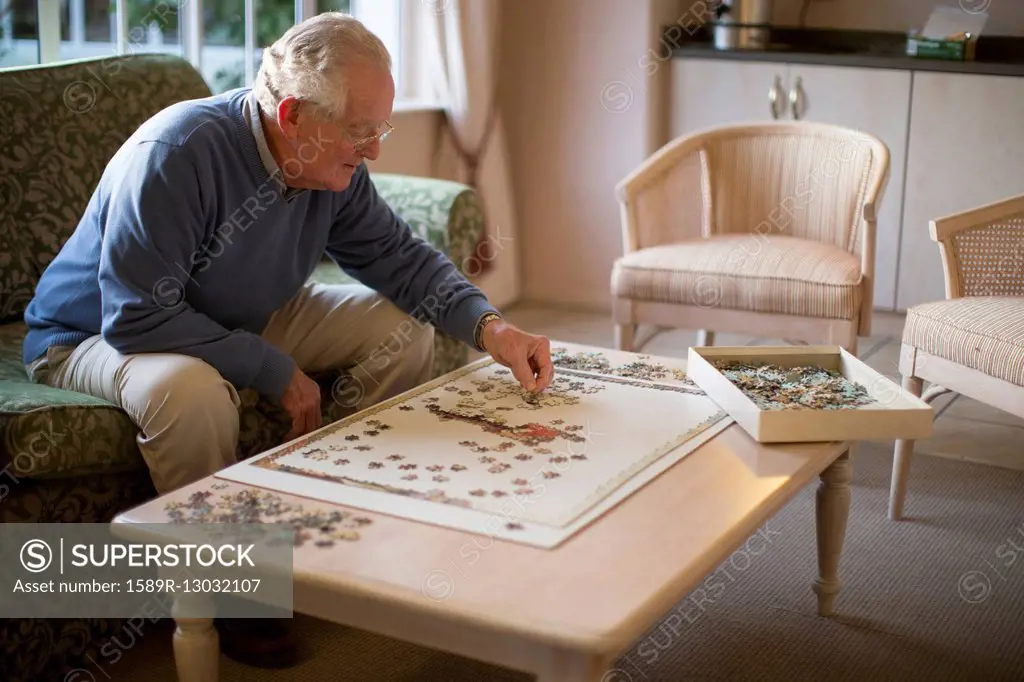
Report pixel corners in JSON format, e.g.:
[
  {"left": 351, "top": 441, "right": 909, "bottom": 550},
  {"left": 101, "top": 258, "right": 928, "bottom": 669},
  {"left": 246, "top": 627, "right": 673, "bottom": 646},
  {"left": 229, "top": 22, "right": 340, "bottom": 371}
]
[{"left": 905, "top": 35, "right": 975, "bottom": 61}]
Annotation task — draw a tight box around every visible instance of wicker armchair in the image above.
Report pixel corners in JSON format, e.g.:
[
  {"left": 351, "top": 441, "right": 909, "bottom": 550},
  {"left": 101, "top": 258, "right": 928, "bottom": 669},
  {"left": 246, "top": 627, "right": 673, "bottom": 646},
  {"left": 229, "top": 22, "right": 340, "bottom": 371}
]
[
  {"left": 889, "top": 194, "right": 1024, "bottom": 520},
  {"left": 612, "top": 122, "right": 890, "bottom": 355}
]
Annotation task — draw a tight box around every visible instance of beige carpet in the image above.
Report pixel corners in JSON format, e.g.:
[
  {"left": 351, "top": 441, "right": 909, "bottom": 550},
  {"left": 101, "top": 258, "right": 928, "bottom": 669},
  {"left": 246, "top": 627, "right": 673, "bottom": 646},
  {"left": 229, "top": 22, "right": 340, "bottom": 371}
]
[{"left": 112, "top": 442, "right": 1024, "bottom": 681}]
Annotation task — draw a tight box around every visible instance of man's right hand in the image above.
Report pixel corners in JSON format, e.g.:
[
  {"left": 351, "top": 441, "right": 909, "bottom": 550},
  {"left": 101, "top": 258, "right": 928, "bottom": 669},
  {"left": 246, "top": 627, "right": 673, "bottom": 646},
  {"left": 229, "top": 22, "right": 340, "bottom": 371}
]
[{"left": 280, "top": 367, "right": 322, "bottom": 441}]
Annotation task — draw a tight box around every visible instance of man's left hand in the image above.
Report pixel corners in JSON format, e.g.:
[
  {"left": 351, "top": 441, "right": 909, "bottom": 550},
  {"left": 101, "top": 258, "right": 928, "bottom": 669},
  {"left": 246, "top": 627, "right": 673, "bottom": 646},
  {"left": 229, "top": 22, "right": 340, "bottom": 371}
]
[{"left": 480, "top": 320, "right": 555, "bottom": 393}]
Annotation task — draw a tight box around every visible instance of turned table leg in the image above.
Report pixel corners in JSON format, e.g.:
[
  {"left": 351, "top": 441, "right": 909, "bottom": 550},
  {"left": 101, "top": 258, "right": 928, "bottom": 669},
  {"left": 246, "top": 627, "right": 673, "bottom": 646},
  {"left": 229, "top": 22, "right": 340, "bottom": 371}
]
[
  {"left": 173, "top": 593, "right": 219, "bottom": 682},
  {"left": 813, "top": 448, "right": 853, "bottom": 617}
]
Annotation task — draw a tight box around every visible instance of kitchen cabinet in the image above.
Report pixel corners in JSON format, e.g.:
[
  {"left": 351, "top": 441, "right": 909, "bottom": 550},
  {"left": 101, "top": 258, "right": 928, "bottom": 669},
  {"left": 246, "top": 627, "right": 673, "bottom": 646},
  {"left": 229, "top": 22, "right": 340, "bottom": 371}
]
[
  {"left": 896, "top": 71, "right": 1024, "bottom": 310},
  {"left": 670, "top": 58, "right": 786, "bottom": 131},
  {"left": 670, "top": 59, "right": 912, "bottom": 310}
]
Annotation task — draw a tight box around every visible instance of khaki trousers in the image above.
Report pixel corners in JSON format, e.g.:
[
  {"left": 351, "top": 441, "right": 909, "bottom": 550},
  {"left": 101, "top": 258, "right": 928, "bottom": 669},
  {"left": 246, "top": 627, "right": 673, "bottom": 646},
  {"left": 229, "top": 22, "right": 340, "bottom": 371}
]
[{"left": 27, "top": 283, "right": 434, "bottom": 495}]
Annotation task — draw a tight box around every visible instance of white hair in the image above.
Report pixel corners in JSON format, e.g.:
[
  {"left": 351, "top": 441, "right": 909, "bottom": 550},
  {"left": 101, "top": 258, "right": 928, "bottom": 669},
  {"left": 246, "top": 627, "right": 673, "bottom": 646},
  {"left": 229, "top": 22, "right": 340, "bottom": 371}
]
[{"left": 254, "top": 12, "right": 392, "bottom": 121}]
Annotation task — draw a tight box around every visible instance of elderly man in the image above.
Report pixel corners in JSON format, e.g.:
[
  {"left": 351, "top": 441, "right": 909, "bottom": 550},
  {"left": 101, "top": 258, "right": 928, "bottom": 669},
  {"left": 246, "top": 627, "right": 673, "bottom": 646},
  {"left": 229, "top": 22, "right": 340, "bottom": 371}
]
[{"left": 22, "top": 12, "right": 553, "bottom": 666}]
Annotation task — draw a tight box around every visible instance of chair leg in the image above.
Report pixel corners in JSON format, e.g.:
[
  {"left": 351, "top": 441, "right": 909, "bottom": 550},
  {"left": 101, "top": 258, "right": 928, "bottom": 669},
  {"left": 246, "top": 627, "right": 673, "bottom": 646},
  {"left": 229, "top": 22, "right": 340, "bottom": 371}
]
[
  {"left": 615, "top": 324, "right": 636, "bottom": 351},
  {"left": 889, "top": 375, "right": 924, "bottom": 521},
  {"left": 696, "top": 330, "right": 715, "bottom": 346},
  {"left": 818, "top": 323, "right": 860, "bottom": 355},
  {"left": 844, "top": 334, "right": 858, "bottom": 356}
]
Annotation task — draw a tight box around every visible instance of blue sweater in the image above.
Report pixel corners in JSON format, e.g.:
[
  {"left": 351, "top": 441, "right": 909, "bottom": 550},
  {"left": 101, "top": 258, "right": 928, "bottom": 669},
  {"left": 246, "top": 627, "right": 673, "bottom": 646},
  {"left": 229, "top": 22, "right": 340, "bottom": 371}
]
[{"left": 23, "top": 88, "right": 497, "bottom": 401}]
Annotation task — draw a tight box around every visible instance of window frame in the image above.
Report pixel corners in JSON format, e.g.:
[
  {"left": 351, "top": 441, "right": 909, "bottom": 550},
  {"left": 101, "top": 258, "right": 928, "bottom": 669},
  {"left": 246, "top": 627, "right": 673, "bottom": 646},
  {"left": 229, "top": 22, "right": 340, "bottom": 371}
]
[{"left": 4, "top": 0, "right": 419, "bottom": 103}]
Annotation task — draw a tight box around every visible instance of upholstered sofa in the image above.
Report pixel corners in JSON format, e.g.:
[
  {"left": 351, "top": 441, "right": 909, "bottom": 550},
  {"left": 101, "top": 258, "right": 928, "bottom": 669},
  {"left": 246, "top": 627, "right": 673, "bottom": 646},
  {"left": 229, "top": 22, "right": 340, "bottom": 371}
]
[{"left": 0, "top": 54, "right": 483, "bottom": 681}]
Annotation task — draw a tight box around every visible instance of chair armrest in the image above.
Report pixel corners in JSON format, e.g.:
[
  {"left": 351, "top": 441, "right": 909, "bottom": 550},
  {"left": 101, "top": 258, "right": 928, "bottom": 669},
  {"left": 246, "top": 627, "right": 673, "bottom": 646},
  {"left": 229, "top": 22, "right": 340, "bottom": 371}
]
[
  {"left": 928, "top": 193, "right": 1024, "bottom": 299},
  {"left": 929, "top": 194, "right": 1024, "bottom": 242},
  {"left": 370, "top": 173, "right": 484, "bottom": 273},
  {"left": 856, "top": 198, "right": 884, "bottom": 338},
  {"left": 616, "top": 134, "right": 705, "bottom": 202},
  {"left": 615, "top": 136, "right": 708, "bottom": 254}
]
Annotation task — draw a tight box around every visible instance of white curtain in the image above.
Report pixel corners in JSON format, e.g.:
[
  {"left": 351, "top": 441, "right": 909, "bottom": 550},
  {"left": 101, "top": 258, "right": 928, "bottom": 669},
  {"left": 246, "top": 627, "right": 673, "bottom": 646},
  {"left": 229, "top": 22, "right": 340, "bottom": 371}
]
[{"left": 424, "top": 0, "right": 520, "bottom": 306}]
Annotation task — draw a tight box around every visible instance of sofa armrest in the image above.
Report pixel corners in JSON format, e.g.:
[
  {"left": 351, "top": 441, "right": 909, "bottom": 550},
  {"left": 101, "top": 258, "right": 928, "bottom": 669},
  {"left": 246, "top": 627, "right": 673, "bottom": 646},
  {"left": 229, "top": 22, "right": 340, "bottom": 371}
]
[{"left": 370, "top": 173, "right": 484, "bottom": 272}]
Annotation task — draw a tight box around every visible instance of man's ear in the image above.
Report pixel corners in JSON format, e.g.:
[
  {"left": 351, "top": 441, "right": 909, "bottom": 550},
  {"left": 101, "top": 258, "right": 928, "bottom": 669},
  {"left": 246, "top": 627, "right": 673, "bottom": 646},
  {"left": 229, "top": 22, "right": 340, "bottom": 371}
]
[{"left": 276, "top": 96, "right": 302, "bottom": 137}]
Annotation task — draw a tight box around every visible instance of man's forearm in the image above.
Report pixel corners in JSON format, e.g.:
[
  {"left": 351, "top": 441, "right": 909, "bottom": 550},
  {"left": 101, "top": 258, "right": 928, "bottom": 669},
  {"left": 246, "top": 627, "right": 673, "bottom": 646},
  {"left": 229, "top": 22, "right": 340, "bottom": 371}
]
[
  {"left": 327, "top": 164, "right": 503, "bottom": 347},
  {"left": 390, "top": 259, "right": 499, "bottom": 348},
  {"left": 328, "top": 226, "right": 499, "bottom": 348}
]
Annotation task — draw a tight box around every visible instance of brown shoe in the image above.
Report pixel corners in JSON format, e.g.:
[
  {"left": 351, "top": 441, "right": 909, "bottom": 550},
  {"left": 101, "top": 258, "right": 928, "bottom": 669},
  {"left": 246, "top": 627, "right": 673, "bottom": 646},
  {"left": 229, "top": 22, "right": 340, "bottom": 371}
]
[{"left": 215, "top": 618, "right": 299, "bottom": 669}]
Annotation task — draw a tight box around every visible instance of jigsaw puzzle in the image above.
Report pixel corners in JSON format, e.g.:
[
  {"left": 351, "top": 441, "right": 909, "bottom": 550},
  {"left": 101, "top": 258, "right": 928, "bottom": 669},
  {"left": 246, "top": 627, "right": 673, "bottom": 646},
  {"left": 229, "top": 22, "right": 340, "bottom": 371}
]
[{"left": 218, "top": 356, "right": 732, "bottom": 548}]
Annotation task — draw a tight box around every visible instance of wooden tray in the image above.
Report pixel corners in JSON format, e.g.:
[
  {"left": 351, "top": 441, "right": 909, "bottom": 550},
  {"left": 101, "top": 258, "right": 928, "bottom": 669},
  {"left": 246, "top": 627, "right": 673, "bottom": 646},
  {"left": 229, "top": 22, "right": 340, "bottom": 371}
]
[{"left": 686, "top": 345, "right": 934, "bottom": 443}]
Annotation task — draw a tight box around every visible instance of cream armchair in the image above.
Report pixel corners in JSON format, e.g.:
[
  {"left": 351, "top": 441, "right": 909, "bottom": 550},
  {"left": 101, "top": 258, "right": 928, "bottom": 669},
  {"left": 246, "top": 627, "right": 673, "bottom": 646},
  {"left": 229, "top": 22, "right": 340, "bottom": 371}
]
[
  {"left": 889, "top": 194, "right": 1024, "bottom": 520},
  {"left": 612, "top": 121, "right": 890, "bottom": 355}
]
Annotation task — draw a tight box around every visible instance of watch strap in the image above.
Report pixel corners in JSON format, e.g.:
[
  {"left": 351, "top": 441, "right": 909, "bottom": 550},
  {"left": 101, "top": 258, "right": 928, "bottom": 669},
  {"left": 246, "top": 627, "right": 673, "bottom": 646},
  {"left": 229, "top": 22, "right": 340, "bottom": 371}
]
[{"left": 474, "top": 312, "right": 503, "bottom": 351}]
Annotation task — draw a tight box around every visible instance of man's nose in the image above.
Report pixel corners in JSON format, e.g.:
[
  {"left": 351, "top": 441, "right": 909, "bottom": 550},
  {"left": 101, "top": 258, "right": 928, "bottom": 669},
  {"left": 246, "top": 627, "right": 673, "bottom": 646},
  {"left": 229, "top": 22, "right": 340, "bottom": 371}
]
[{"left": 359, "top": 137, "right": 381, "bottom": 161}]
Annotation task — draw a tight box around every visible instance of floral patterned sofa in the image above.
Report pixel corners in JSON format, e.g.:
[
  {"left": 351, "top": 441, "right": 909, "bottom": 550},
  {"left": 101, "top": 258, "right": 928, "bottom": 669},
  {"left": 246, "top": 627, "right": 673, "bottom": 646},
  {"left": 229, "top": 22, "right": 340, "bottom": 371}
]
[{"left": 0, "top": 54, "right": 482, "bottom": 681}]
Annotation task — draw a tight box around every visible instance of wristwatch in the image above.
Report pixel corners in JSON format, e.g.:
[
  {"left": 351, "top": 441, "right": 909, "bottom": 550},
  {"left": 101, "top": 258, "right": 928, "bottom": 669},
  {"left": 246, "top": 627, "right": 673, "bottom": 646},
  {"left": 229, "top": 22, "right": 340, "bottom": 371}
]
[{"left": 474, "top": 312, "right": 503, "bottom": 351}]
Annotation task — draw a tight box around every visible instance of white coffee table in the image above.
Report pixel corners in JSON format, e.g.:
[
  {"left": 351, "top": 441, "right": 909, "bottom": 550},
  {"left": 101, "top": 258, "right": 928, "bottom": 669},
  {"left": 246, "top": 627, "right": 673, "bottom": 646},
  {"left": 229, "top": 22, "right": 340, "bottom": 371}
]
[{"left": 111, "top": 342, "right": 853, "bottom": 681}]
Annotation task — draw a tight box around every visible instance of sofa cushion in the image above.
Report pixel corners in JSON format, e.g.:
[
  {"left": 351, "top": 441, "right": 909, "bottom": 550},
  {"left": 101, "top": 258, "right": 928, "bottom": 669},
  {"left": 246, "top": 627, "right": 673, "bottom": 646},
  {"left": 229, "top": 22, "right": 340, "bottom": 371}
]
[
  {"left": 0, "top": 54, "right": 213, "bottom": 324},
  {"left": 611, "top": 234, "right": 863, "bottom": 319},
  {"left": 0, "top": 321, "right": 143, "bottom": 481},
  {"left": 903, "top": 296, "right": 1024, "bottom": 387}
]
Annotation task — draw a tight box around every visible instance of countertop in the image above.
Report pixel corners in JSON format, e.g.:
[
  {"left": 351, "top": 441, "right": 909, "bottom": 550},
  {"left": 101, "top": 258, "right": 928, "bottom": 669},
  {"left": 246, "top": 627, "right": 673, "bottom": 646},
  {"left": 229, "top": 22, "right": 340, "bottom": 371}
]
[{"left": 667, "top": 27, "right": 1024, "bottom": 78}]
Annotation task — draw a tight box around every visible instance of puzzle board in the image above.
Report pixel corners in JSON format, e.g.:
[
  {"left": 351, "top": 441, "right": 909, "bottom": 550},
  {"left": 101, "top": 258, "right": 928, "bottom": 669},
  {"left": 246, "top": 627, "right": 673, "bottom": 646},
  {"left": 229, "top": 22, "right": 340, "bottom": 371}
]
[{"left": 218, "top": 357, "right": 732, "bottom": 548}]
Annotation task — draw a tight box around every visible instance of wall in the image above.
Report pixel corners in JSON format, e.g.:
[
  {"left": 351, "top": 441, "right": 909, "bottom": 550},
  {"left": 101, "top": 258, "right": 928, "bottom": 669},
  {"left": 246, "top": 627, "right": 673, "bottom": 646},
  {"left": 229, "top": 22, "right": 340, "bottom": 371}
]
[
  {"left": 774, "top": 0, "right": 1024, "bottom": 35},
  {"left": 500, "top": 0, "right": 685, "bottom": 311}
]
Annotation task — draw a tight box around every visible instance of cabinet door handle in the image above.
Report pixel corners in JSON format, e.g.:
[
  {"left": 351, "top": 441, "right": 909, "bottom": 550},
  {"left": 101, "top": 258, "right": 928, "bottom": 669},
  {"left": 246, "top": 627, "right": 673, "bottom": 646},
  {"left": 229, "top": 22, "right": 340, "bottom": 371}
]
[
  {"left": 769, "top": 75, "right": 783, "bottom": 119},
  {"left": 789, "top": 76, "right": 805, "bottom": 120}
]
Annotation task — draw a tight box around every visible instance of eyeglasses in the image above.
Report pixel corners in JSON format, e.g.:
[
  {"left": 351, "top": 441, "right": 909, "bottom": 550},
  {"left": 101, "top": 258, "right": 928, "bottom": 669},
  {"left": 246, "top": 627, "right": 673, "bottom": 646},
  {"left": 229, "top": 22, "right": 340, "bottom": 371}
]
[{"left": 349, "top": 120, "right": 394, "bottom": 151}]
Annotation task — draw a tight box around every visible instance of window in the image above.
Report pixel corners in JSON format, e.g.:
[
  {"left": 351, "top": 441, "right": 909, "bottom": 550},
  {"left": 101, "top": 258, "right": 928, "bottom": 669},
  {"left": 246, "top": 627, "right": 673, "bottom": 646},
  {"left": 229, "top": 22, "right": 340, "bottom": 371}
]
[
  {"left": 1, "top": 0, "right": 40, "bottom": 67},
  {"left": 0, "top": 0, "right": 403, "bottom": 98}
]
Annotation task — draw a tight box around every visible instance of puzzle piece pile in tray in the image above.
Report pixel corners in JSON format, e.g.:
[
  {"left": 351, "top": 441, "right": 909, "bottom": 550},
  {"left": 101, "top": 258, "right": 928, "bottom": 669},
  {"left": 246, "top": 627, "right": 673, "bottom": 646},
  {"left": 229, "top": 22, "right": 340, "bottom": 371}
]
[{"left": 712, "top": 361, "right": 876, "bottom": 411}]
